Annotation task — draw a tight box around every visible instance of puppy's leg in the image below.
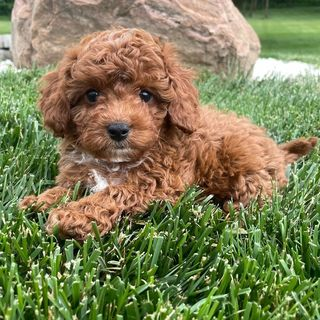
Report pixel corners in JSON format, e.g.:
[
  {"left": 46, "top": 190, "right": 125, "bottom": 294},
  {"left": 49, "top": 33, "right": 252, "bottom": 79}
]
[
  {"left": 222, "top": 170, "right": 273, "bottom": 211},
  {"left": 19, "top": 186, "right": 71, "bottom": 212},
  {"left": 213, "top": 134, "right": 277, "bottom": 211},
  {"left": 46, "top": 185, "right": 180, "bottom": 240},
  {"left": 19, "top": 165, "right": 89, "bottom": 212},
  {"left": 222, "top": 137, "right": 318, "bottom": 210},
  {"left": 280, "top": 137, "right": 317, "bottom": 163}
]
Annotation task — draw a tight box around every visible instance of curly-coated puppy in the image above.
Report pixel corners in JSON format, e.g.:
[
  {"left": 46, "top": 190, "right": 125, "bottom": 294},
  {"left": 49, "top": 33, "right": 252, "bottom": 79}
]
[{"left": 20, "top": 28, "right": 317, "bottom": 240}]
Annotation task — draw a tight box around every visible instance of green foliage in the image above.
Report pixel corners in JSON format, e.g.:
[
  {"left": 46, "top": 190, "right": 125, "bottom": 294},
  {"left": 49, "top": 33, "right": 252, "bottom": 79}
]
[
  {"left": 0, "top": 69, "right": 319, "bottom": 318},
  {"left": 0, "top": 0, "right": 13, "bottom": 16},
  {"left": 248, "top": 7, "right": 320, "bottom": 66},
  {"left": 269, "top": 0, "right": 320, "bottom": 7},
  {"left": 233, "top": 0, "right": 320, "bottom": 10},
  {"left": 0, "top": 15, "right": 10, "bottom": 34}
]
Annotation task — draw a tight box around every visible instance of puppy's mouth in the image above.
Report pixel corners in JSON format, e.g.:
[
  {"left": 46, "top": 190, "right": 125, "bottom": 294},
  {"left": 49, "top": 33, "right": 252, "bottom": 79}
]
[{"left": 109, "top": 148, "right": 133, "bottom": 163}]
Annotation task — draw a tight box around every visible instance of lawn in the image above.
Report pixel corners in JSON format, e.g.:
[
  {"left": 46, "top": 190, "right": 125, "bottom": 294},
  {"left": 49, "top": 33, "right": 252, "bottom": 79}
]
[
  {"left": 0, "top": 69, "right": 319, "bottom": 318},
  {"left": 0, "top": 15, "right": 10, "bottom": 34},
  {"left": 248, "top": 6, "right": 320, "bottom": 66}
]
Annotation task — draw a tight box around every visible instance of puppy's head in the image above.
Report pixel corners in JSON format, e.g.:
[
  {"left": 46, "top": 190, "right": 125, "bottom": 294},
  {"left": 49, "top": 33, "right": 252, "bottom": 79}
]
[{"left": 39, "top": 28, "right": 200, "bottom": 163}]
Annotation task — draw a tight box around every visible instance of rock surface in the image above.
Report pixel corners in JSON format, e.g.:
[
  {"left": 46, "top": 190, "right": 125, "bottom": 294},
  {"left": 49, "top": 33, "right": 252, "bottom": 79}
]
[
  {"left": 11, "top": 0, "right": 260, "bottom": 75},
  {"left": 0, "top": 34, "right": 11, "bottom": 49},
  {"left": 0, "top": 59, "right": 16, "bottom": 73},
  {"left": 0, "top": 34, "right": 12, "bottom": 61}
]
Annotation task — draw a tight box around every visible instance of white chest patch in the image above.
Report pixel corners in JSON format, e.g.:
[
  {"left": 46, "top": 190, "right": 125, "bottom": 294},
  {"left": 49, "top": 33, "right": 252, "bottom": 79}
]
[
  {"left": 90, "top": 169, "right": 109, "bottom": 193},
  {"left": 89, "top": 169, "right": 124, "bottom": 193},
  {"left": 109, "top": 148, "right": 132, "bottom": 163},
  {"left": 73, "top": 151, "right": 98, "bottom": 165},
  {"left": 68, "top": 147, "right": 144, "bottom": 193}
]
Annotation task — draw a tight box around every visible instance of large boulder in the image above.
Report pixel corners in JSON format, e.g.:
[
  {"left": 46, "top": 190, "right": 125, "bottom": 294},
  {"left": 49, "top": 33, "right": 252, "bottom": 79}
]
[
  {"left": 11, "top": 0, "right": 260, "bottom": 75},
  {"left": 0, "top": 34, "right": 12, "bottom": 61}
]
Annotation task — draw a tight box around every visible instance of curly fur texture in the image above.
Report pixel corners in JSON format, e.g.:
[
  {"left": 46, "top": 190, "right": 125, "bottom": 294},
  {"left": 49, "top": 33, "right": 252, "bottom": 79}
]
[{"left": 20, "top": 28, "right": 317, "bottom": 240}]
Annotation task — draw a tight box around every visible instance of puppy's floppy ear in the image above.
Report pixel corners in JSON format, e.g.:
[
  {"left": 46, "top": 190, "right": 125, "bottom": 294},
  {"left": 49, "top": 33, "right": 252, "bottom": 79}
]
[
  {"left": 38, "top": 47, "right": 79, "bottom": 138},
  {"left": 38, "top": 32, "right": 104, "bottom": 137},
  {"left": 162, "top": 43, "right": 200, "bottom": 133},
  {"left": 38, "top": 70, "right": 70, "bottom": 137}
]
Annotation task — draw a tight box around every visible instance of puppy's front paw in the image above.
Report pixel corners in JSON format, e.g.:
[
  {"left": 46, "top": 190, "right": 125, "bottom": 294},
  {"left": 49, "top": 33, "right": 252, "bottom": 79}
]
[
  {"left": 19, "top": 195, "right": 51, "bottom": 212},
  {"left": 46, "top": 201, "right": 109, "bottom": 240},
  {"left": 19, "top": 187, "right": 70, "bottom": 213}
]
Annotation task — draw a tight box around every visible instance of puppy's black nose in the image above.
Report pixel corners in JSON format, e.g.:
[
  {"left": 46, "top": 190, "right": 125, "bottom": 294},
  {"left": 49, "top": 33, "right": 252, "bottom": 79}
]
[{"left": 107, "top": 122, "right": 130, "bottom": 141}]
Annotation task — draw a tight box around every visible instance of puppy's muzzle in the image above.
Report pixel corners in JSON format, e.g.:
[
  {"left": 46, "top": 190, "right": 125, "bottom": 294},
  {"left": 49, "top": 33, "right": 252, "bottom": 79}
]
[{"left": 107, "top": 122, "right": 130, "bottom": 142}]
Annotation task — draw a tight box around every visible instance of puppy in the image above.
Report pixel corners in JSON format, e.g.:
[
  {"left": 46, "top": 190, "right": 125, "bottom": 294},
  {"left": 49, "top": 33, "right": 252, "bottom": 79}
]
[{"left": 20, "top": 28, "right": 317, "bottom": 240}]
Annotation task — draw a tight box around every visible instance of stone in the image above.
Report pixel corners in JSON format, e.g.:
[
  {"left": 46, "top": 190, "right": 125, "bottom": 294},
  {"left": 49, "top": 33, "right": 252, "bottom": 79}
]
[
  {"left": 0, "top": 34, "right": 12, "bottom": 62},
  {"left": 0, "top": 34, "right": 11, "bottom": 49},
  {"left": 11, "top": 0, "right": 260, "bottom": 76},
  {"left": 0, "top": 59, "right": 16, "bottom": 73},
  {"left": 0, "top": 49, "right": 12, "bottom": 61}
]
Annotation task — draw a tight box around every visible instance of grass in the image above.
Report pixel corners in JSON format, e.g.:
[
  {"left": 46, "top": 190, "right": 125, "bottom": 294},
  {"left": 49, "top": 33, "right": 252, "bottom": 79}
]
[
  {"left": 0, "top": 15, "right": 10, "bottom": 34},
  {"left": 0, "top": 68, "right": 319, "bottom": 318},
  {"left": 248, "top": 6, "right": 320, "bottom": 66}
]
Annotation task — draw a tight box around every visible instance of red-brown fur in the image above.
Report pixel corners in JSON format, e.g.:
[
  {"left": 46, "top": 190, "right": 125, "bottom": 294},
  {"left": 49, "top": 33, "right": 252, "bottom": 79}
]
[{"left": 20, "top": 28, "right": 317, "bottom": 240}]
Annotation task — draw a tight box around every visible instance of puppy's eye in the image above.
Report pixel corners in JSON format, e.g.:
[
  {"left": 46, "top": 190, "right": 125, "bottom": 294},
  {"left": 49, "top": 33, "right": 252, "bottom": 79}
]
[
  {"left": 139, "top": 90, "right": 153, "bottom": 103},
  {"left": 86, "top": 89, "right": 100, "bottom": 104}
]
